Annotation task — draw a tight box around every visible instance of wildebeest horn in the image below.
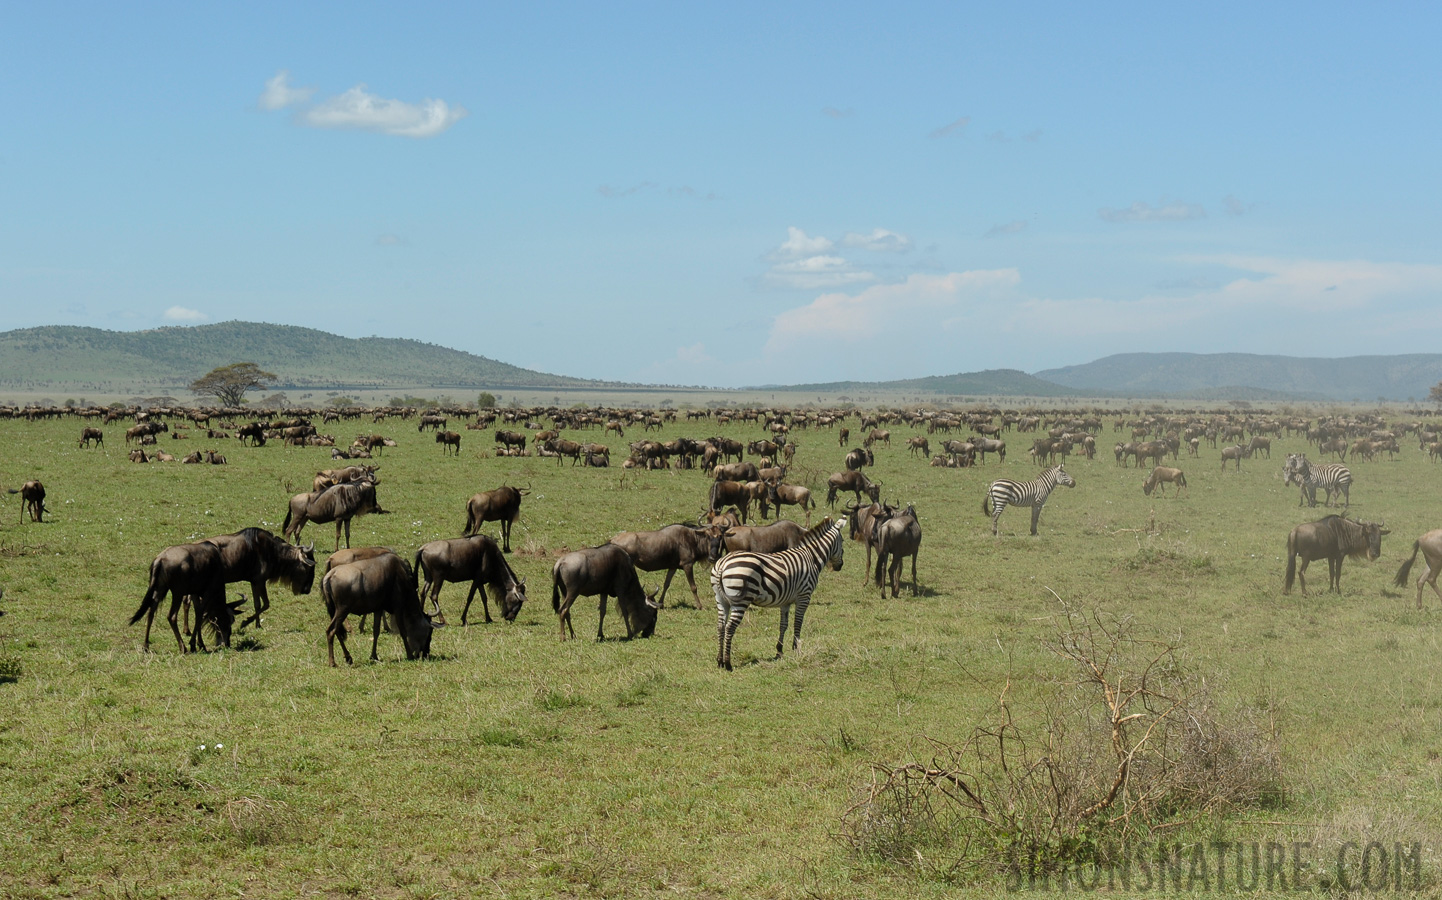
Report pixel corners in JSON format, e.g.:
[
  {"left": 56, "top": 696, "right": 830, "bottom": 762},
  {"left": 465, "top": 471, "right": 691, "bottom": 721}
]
[{"left": 305, "top": 540, "right": 314, "bottom": 552}]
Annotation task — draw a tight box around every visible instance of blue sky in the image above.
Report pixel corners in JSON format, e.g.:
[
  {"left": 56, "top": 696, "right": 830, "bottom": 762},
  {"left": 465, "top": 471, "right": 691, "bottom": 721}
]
[{"left": 4, "top": 3, "right": 1441, "bottom": 386}]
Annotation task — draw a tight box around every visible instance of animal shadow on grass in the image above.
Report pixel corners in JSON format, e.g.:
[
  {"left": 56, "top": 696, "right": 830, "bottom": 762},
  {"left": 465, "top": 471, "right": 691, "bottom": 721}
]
[{"left": 231, "top": 635, "right": 264, "bottom": 652}]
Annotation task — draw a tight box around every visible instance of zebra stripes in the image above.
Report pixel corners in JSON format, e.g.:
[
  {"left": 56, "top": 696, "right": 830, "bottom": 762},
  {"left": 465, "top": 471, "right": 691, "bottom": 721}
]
[
  {"left": 982, "top": 465, "right": 1076, "bottom": 535},
  {"left": 710, "top": 516, "right": 845, "bottom": 671},
  {"left": 1284, "top": 453, "right": 1352, "bottom": 509}
]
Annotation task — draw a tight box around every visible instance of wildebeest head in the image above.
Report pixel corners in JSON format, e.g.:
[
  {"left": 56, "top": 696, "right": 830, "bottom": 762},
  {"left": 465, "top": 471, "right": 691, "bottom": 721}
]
[
  {"left": 499, "top": 576, "right": 527, "bottom": 622},
  {"left": 287, "top": 541, "right": 317, "bottom": 594},
  {"left": 625, "top": 588, "right": 661, "bottom": 639}
]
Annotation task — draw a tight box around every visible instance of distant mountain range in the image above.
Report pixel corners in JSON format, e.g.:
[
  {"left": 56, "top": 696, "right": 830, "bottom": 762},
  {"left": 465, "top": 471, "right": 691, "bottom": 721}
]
[{"left": 1, "top": 323, "right": 1438, "bottom": 403}]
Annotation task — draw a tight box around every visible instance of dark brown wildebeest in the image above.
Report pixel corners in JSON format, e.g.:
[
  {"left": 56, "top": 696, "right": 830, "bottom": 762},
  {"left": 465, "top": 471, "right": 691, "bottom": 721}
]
[
  {"left": 321, "top": 552, "right": 438, "bottom": 666},
  {"left": 907, "top": 436, "right": 930, "bottom": 458},
  {"left": 9, "top": 481, "right": 46, "bottom": 523},
  {"left": 765, "top": 481, "right": 815, "bottom": 526},
  {"left": 872, "top": 504, "right": 922, "bottom": 598},
  {"left": 551, "top": 543, "right": 659, "bottom": 641},
  {"left": 1284, "top": 515, "right": 1387, "bottom": 596},
  {"left": 709, "top": 480, "right": 755, "bottom": 524},
  {"left": 494, "top": 430, "right": 528, "bottom": 451},
  {"left": 129, "top": 541, "right": 241, "bottom": 653},
  {"left": 748, "top": 439, "right": 782, "bottom": 458},
  {"left": 845, "top": 501, "right": 897, "bottom": 583},
  {"left": 417, "top": 414, "right": 448, "bottom": 432},
  {"left": 973, "top": 438, "right": 1006, "bottom": 464},
  {"left": 713, "top": 461, "right": 760, "bottom": 483},
  {"left": 1394, "top": 529, "right": 1442, "bottom": 608},
  {"left": 462, "top": 484, "right": 529, "bottom": 552},
  {"left": 130, "top": 448, "right": 150, "bottom": 463},
  {"left": 313, "top": 464, "right": 379, "bottom": 493},
  {"left": 237, "top": 423, "right": 266, "bottom": 445},
  {"left": 1142, "top": 466, "right": 1188, "bottom": 498},
  {"left": 826, "top": 470, "right": 880, "bottom": 507},
  {"left": 436, "top": 431, "right": 461, "bottom": 455},
  {"left": 181, "top": 450, "right": 204, "bottom": 464},
  {"left": 838, "top": 427, "right": 850, "bottom": 448},
  {"left": 282, "top": 425, "right": 316, "bottom": 446},
  {"left": 1220, "top": 444, "right": 1247, "bottom": 471},
  {"left": 712, "top": 519, "right": 807, "bottom": 558},
  {"left": 124, "top": 422, "right": 166, "bottom": 444},
  {"left": 700, "top": 506, "right": 743, "bottom": 529},
  {"left": 414, "top": 533, "right": 527, "bottom": 624},
  {"left": 1134, "top": 440, "right": 1168, "bottom": 469},
  {"left": 206, "top": 449, "right": 226, "bottom": 465},
  {"left": 79, "top": 427, "right": 104, "bottom": 448},
  {"left": 605, "top": 420, "right": 625, "bottom": 438},
  {"left": 581, "top": 443, "right": 610, "bottom": 467},
  {"left": 543, "top": 438, "right": 584, "bottom": 465},
  {"left": 844, "top": 447, "right": 874, "bottom": 471},
  {"left": 282, "top": 481, "right": 387, "bottom": 551},
  {"left": 609, "top": 524, "right": 715, "bottom": 608},
  {"left": 201, "top": 528, "right": 316, "bottom": 630}
]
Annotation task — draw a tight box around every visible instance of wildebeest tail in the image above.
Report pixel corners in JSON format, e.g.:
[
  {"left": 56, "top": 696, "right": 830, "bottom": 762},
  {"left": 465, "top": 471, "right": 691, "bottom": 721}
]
[
  {"left": 1283, "top": 533, "right": 1297, "bottom": 593},
  {"left": 281, "top": 506, "right": 294, "bottom": 538},
  {"left": 826, "top": 484, "right": 838, "bottom": 506},
  {"left": 1395, "top": 540, "right": 1422, "bottom": 588},
  {"left": 129, "top": 559, "right": 162, "bottom": 625},
  {"left": 413, "top": 548, "right": 424, "bottom": 593},
  {"left": 551, "top": 572, "right": 562, "bottom": 613}
]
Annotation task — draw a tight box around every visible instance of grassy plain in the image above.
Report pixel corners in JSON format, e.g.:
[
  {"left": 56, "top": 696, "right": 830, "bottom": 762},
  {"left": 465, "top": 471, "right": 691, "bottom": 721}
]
[{"left": 1, "top": 414, "right": 1442, "bottom": 897}]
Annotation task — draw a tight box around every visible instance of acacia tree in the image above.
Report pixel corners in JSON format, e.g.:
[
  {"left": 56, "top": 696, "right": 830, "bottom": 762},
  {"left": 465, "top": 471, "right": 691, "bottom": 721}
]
[
  {"left": 190, "top": 362, "right": 277, "bottom": 406},
  {"left": 1430, "top": 381, "right": 1442, "bottom": 408}
]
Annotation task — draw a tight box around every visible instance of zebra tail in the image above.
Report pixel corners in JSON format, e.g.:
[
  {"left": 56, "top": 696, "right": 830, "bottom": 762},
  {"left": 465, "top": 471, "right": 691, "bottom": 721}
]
[
  {"left": 1283, "top": 534, "right": 1297, "bottom": 593},
  {"left": 1395, "top": 541, "right": 1421, "bottom": 588},
  {"left": 981, "top": 493, "right": 991, "bottom": 516}
]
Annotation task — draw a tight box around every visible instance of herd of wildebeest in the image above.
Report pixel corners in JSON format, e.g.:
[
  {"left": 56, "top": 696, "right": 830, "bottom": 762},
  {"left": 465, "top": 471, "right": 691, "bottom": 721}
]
[{"left": 8, "top": 400, "right": 1442, "bottom": 669}]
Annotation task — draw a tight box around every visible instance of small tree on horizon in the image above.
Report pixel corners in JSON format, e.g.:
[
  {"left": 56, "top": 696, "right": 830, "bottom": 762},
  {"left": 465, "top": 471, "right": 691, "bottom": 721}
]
[
  {"left": 190, "top": 362, "right": 277, "bottom": 406},
  {"left": 1430, "top": 381, "right": 1442, "bottom": 408}
]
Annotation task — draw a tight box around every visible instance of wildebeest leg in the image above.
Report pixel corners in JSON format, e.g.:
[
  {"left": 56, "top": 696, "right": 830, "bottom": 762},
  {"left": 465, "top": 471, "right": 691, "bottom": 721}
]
[
  {"left": 656, "top": 568, "right": 677, "bottom": 608},
  {"left": 1297, "top": 558, "right": 1310, "bottom": 596},
  {"left": 681, "top": 563, "right": 699, "bottom": 608},
  {"left": 240, "top": 581, "right": 268, "bottom": 630},
  {"left": 776, "top": 605, "right": 790, "bottom": 659},
  {"left": 167, "top": 592, "right": 188, "bottom": 654},
  {"left": 461, "top": 581, "right": 488, "bottom": 625},
  {"left": 557, "top": 590, "right": 578, "bottom": 641},
  {"left": 1421, "top": 551, "right": 1442, "bottom": 608},
  {"left": 595, "top": 594, "right": 609, "bottom": 641},
  {"left": 326, "top": 610, "right": 351, "bottom": 666},
  {"left": 370, "top": 612, "right": 383, "bottom": 661},
  {"left": 501, "top": 519, "right": 512, "bottom": 553},
  {"left": 1030, "top": 504, "right": 1042, "bottom": 536},
  {"left": 890, "top": 555, "right": 903, "bottom": 598},
  {"left": 1330, "top": 556, "right": 1343, "bottom": 593},
  {"left": 910, "top": 551, "right": 919, "bottom": 597},
  {"left": 337, "top": 519, "right": 347, "bottom": 552}
]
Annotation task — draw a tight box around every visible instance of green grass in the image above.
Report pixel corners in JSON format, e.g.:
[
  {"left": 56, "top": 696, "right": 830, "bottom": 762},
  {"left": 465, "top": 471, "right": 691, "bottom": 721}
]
[{"left": 2, "top": 418, "right": 1442, "bottom": 897}]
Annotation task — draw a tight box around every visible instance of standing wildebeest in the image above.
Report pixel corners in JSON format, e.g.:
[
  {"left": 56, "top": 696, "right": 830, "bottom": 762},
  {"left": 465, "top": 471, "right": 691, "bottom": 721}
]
[
  {"left": 282, "top": 481, "right": 387, "bottom": 551},
  {"left": 709, "top": 480, "right": 755, "bottom": 524},
  {"left": 765, "top": 481, "right": 815, "bottom": 526},
  {"left": 203, "top": 528, "right": 316, "bottom": 630},
  {"left": 973, "top": 438, "right": 1006, "bottom": 464},
  {"left": 907, "top": 436, "right": 930, "bottom": 458},
  {"left": 844, "top": 447, "right": 874, "bottom": 471},
  {"left": 1284, "top": 515, "right": 1387, "bottom": 596},
  {"left": 838, "top": 427, "right": 850, "bottom": 448},
  {"left": 321, "top": 552, "right": 438, "bottom": 666},
  {"left": 845, "top": 501, "right": 896, "bottom": 582},
  {"left": 494, "top": 430, "right": 528, "bottom": 451},
  {"left": 1394, "top": 529, "right": 1442, "bottom": 608},
  {"left": 1248, "top": 435, "right": 1272, "bottom": 459},
  {"left": 1142, "top": 466, "right": 1188, "bottom": 498},
  {"left": 436, "top": 431, "right": 461, "bottom": 455},
  {"left": 610, "top": 524, "right": 714, "bottom": 608},
  {"left": 713, "top": 461, "right": 760, "bottom": 483},
  {"left": 711, "top": 519, "right": 808, "bottom": 559},
  {"left": 414, "top": 534, "right": 527, "bottom": 624},
  {"left": 79, "top": 427, "right": 104, "bottom": 448},
  {"left": 825, "top": 470, "right": 880, "bottom": 507},
  {"left": 10, "top": 481, "right": 46, "bottom": 523},
  {"left": 872, "top": 504, "right": 922, "bottom": 598},
  {"left": 462, "top": 484, "right": 529, "bottom": 552},
  {"left": 551, "top": 544, "right": 659, "bottom": 641},
  {"left": 543, "top": 438, "right": 584, "bottom": 465},
  {"left": 1220, "top": 444, "right": 1247, "bottom": 471},
  {"left": 129, "top": 542, "right": 241, "bottom": 653},
  {"left": 313, "top": 464, "right": 379, "bottom": 493},
  {"left": 417, "top": 414, "right": 448, "bottom": 432}
]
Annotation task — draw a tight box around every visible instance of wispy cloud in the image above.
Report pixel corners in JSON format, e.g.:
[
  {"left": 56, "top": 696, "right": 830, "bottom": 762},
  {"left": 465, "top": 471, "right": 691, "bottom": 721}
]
[
  {"left": 163, "top": 306, "right": 206, "bottom": 322},
  {"left": 258, "top": 70, "right": 314, "bottom": 110},
  {"left": 375, "top": 234, "right": 409, "bottom": 247},
  {"left": 1021, "top": 129, "right": 1042, "bottom": 142},
  {"left": 667, "top": 185, "right": 718, "bottom": 201},
  {"left": 987, "top": 130, "right": 1010, "bottom": 143},
  {"left": 597, "top": 182, "right": 655, "bottom": 198},
  {"left": 1223, "top": 194, "right": 1256, "bottom": 216},
  {"left": 983, "top": 220, "right": 1028, "bottom": 239},
  {"left": 840, "top": 228, "right": 912, "bottom": 253},
  {"left": 762, "top": 255, "right": 876, "bottom": 291},
  {"left": 822, "top": 106, "right": 855, "bottom": 119},
  {"left": 768, "top": 227, "right": 835, "bottom": 260},
  {"left": 1099, "top": 200, "right": 1207, "bottom": 223},
  {"left": 928, "top": 116, "right": 970, "bottom": 139}
]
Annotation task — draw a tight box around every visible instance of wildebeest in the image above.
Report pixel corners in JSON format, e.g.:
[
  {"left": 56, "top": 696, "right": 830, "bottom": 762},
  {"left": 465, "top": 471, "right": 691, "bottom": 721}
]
[
  {"left": 1142, "top": 466, "right": 1188, "bottom": 498},
  {"left": 314, "top": 464, "right": 379, "bottom": 493},
  {"left": 9, "top": 481, "right": 46, "bottom": 523},
  {"left": 1394, "top": 529, "right": 1442, "bottom": 608},
  {"left": 700, "top": 506, "right": 743, "bottom": 529},
  {"left": 78, "top": 427, "right": 104, "bottom": 448},
  {"left": 542, "top": 438, "right": 584, "bottom": 465},
  {"left": 709, "top": 480, "right": 755, "bottom": 524},
  {"left": 765, "top": 480, "right": 815, "bottom": 526},
  {"left": 1284, "top": 515, "right": 1387, "bottom": 596},
  {"left": 462, "top": 484, "right": 529, "bottom": 552},
  {"left": 609, "top": 524, "right": 714, "bottom": 608},
  {"left": 846, "top": 501, "right": 896, "bottom": 582},
  {"left": 282, "top": 481, "right": 388, "bottom": 551},
  {"left": 494, "top": 430, "right": 528, "bottom": 451},
  {"left": 1220, "top": 444, "right": 1247, "bottom": 471},
  {"left": 1248, "top": 435, "right": 1272, "bottom": 459},
  {"left": 205, "top": 450, "right": 226, "bottom": 465},
  {"left": 844, "top": 447, "right": 874, "bottom": 471},
  {"left": 417, "top": 414, "right": 448, "bottom": 432},
  {"left": 872, "top": 504, "right": 922, "bottom": 598},
  {"left": 321, "top": 552, "right": 438, "bottom": 666},
  {"left": 711, "top": 519, "right": 808, "bottom": 559},
  {"left": 825, "top": 470, "right": 880, "bottom": 507},
  {"left": 414, "top": 533, "right": 527, "bottom": 624},
  {"left": 906, "top": 436, "right": 930, "bottom": 458},
  {"left": 863, "top": 428, "right": 890, "bottom": 448},
  {"left": 436, "top": 431, "right": 461, "bottom": 455},
  {"left": 973, "top": 438, "right": 1006, "bottom": 464},
  {"left": 713, "top": 461, "right": 760, "bottom": 483},
  {"left": 202, "top": 528, "right": 316, "bottom": 630},
  {"left": 551, "top": 544, "right": 659, "bottom": 641},
  {"left": 129, "top": 541, "right": 242, "bottom": 653}
]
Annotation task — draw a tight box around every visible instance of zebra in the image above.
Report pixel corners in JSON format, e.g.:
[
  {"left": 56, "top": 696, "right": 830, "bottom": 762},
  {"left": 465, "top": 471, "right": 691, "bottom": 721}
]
[
  {"left": 1283, "top": 453, "right": 1352, "bottom": 509},
  {"left": 710, "top": 516, "right": 845, "bottom": 671},
  {"left": 982, "top": 465, "right": 1076, "bottom": 536}
]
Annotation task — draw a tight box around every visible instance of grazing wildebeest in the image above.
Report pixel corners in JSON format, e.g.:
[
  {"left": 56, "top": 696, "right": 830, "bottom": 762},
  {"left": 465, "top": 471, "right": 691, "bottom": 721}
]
[
  {"left": 844, "top": 447, "right": 874, "bottom": 471},
  {"left": 196, "top": 528, "right": 316, "bottom": 630},
  {"left": 872, "top": 504, "right": 922, "bottom": 598},
  {"left": 1142, "top": 466, "right": 1188, "bottom": 498},
  {"left": 709, "top": 480, "right": 755, "bottom": 524},
  {"left": 1283, "top": 515, "right": 1387, "bottom": 596},
  {"left": 825, "top": 470, "right": 880, "bottom": 507},
  {"left": 321, "top": 552, "right": 438, "bottom": 666},
  {"left": 414, "top": 533, "right": 527, "bottom": 624},
  {"left": 237, "top": 423, "right": 266, "bottom": 445},
  {"left": 1394, "top": 529, "right": 1442, "bottom": 608},
  {"left": 9, "top": 481, "right": 46, "bottom": 523},
  {"left": 436, "top": 431, "right": 461, "bottom": 455},
  {"left": 417, "top": 414, "right": 448, "bottom": 432},
  {"left": 838, "top": 427, "right": 850, "bottom": 448},
  {"left": 711, "top": 517, "right": 845, "bottom": 671},
  {"left": 1220, "top": 444, "right": 1247, "bottom": 471},
  {"left": 610, "top": 524, "right": 714, "bottom": 608},
  {"left": 462, "top": 484, "right": 529, "bottom": 552},
  {"left": 551, "top": 544, "right": 659, "bottom": 641},
  {"left": 863, "top": 429, "right": 890, "bottom": 448},
  {"left": 765, "top": 480, "right": 815, "bottom": 526},
  {"left": 1134, "top": 440, "right": 1168, "bottom": 469},
  {"left": 79, "top": 427, "right": 104, "bottom": 448},
  {"left": 281, "top": 481, "right": 387, "bottom": 551},
  {"left": 129, "top": 541, "right": 241, "bottom": 653}
]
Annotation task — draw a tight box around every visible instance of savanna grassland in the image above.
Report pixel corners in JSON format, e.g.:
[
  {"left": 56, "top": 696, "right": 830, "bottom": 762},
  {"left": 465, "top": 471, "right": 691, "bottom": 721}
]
[{"left": 2, "top": 412, "right": 1442, "bottom": 898}]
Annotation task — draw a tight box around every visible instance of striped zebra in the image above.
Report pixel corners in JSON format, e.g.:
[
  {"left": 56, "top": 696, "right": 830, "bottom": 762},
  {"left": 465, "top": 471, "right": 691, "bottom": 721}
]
[
  {"left": 1284, "top": 453, "right": 1351, "bottom": 509},
  {"left": 710, "top": 516, "right": 845, "bottom": 671},
  {"left": 982, "top": 465, "right": 1076, "bottom": 535}
]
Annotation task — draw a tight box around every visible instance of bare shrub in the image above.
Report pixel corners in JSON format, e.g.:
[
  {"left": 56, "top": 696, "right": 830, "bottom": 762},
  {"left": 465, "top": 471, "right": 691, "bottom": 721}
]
[{"left": 840, "top": 601, "right": 1284, "bottom": 877}]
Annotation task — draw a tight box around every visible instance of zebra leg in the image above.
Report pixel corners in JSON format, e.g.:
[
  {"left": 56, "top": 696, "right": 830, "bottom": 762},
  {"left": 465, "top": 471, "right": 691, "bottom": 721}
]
[
  {"left": 721, "top": 609, "right": 746, "bottom": 671},
  {"left": 1030, "top": 504, "right": 1042, "bottom": 536},
  {"left": 776, "top": 605, "right": 790, "bottom": 659},
  {"left": 991, "top": 501, "right": 1006, "bottom": 535},
  {"left": 791, "top": 598, "right": 810, "bottom": 652}
]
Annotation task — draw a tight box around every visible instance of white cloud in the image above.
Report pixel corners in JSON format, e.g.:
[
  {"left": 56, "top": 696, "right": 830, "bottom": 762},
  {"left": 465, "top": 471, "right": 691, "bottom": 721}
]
[
  {"left": 762, "top": 255, "right": 876, "bottom": 291},
  {"left": 841, "top": 228, "right": 913, "bottom": 253},
  {"left": 1099, "top": 200, "right": 1207, "bottom": 223},
  {"left": 258, "top": 70, "right": 314, "bottom": 110},
  {"left": 301, "top": 86, "right": 466, "bottom": 138},
  {"left": 769, "top": 227, "right": 834, "bottom": 259},
  {"left": 162, "top": 306, "right": 206, "bottom": 322},
  {"left": 928, "top": 116, "right": 970, "bottom": 139},
  {"left": 983, "top": 220, "right": 1028, "bottom": 239}
]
